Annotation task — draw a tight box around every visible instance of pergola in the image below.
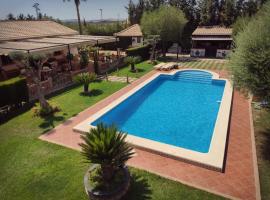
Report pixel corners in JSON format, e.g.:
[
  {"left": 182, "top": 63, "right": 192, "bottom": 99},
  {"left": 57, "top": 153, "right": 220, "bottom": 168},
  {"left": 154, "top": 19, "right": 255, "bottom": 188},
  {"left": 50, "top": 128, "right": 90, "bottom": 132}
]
[
  {"left": 0, "top": 35, "right": 116, "bottom": 55},
  {"left": 0, "top": 35, "right": 117, "bottom": 70}
]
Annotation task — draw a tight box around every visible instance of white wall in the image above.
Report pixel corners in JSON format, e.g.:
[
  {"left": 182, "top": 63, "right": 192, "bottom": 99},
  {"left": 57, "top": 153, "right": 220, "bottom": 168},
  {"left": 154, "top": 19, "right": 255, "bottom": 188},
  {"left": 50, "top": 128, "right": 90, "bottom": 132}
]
[
  {"left": 132, "top": 36, "right": 143, "bottom": 47},
  {"left": 190, "top": 48, "right": 205, "bottom": 57},
  {"left": 216, "top": 49, "right": 230, "bottom": 58}
]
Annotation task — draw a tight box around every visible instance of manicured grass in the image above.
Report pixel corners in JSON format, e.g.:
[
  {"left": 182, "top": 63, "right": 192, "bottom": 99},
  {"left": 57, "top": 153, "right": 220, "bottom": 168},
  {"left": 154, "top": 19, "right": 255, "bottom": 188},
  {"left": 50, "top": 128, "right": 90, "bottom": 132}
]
[
  {"left": 0, "top": 80, "right": 224, "bottom": 200},
  {"left": 158, "top": 56, "right": 229, "bottom": 70},
  {"left": 110, "top": 58, "right": 228, "bottom": 80},
  {"left": 0, "top": 81, "right": 126, "bottom": 200},
  {"left": 253, "top": 106, "right": 270, "bottom": 200},
  {"left": 180, "top": 59, "right": 228, "bottom": 70},
  {"left": 110, "top": 60, "right": 157, "bottom": 78}
]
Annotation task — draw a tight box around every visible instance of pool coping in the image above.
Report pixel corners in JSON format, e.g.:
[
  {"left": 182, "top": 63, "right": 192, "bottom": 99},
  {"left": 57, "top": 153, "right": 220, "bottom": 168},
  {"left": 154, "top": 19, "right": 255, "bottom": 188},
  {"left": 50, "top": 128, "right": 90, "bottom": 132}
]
[{"left": 73, "top": 69, "right": 233, "bottom": 171}]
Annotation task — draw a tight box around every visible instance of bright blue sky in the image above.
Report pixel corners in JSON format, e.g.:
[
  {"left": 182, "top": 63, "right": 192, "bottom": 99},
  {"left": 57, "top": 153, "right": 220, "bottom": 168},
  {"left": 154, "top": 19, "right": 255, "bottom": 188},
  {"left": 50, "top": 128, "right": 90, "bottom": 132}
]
[{"left": 0, "top": 0, "right": 134, "bottom": 20}]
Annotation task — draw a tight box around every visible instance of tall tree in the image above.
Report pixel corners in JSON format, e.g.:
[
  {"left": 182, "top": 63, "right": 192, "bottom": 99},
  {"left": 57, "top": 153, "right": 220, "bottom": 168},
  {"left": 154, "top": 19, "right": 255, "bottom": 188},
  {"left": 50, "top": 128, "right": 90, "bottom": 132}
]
[
  {"left": 9, "top": 52, "right": 51, "bottom": 111},
  {"left": 64, "top": 0, "right": 86, "bottom": 34},
  {"left": 219, "top": 0, "right": 236, "bottom": 26},
  {"left": 7, "top": 13, "right": 16, "bottom": 20},
  {"left": 135, "top": 0, "right": 146, "bottom": 23},
  {"left": 198, "top": 0, "right": 219, "bottom": 25},
  {"left": 126, "top": 0, "right": 137, "bottom": 24},
  {"left": 230, "top": 2, "right": 270, "bottom": 103},
  {"left": 17, "top": 13, "right": 26, "bottom": 20},
  {"left": 145, "top": 0, "right": 166, "bottom": 10},
  {"left": 141, "top": 6, "right": 187, "bottom": 56},
  {"left": 26, "top": 14, "right": 35, "bottom": 20},
  {"left": 168, "top": 0, "right": 200, "bottom": 51}
]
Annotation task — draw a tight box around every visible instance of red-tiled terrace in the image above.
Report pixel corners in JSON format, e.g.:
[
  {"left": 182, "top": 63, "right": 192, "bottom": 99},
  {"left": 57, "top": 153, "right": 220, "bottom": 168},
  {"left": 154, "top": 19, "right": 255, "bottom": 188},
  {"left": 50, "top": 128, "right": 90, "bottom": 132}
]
[{"left": 40, "top": 69, "right": 260, "bottom": 200}]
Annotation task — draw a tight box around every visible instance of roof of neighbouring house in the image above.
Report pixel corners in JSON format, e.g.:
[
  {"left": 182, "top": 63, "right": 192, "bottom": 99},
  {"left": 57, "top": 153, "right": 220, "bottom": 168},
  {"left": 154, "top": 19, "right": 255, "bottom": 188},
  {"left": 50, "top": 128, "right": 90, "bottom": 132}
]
[
  {"left": 192, "top": 26, "right": 232, "bottom": 36},
  {"left": 0, "top": 20, "right": 78, "bottom": 42},
  {"left": 114, "top": 24, "right": 143, "bottom": 37}
]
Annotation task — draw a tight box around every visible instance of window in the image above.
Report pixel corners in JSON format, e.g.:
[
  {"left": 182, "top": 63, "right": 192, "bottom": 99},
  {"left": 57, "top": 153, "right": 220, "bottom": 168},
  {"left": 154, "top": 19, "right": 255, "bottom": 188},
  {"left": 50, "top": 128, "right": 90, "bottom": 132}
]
[{"left": 137, "top": 37, "right": 141, "bottom": 43}]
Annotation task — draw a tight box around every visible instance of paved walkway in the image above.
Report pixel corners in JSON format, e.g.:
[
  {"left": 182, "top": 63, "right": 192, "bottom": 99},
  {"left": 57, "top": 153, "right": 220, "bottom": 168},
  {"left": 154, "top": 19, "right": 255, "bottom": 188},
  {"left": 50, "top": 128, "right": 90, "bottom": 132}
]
[
  {"left": 40, "top": 70, "right": 259, "bottom": 200},
  {"left": 101, "top": 75, "right": 137, "bottom": 83}
]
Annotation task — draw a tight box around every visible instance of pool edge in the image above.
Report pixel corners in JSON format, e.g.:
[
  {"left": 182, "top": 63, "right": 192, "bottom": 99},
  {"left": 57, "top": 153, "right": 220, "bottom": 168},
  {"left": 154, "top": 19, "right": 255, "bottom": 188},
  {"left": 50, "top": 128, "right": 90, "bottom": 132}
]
[{"left": 73, "top": 69, "right": 233, "bottom": 171}]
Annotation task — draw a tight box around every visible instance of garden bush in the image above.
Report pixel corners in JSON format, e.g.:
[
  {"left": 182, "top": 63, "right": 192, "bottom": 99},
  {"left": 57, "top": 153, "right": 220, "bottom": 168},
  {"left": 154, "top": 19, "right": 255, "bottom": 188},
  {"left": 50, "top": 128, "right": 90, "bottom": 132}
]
[
  {"left": 126, "top": 45, "right": 151, "bottom": 60},
  {"left": 32, "top": 101, "right": 60, "bottom": 117},
  {"left": 0, "top": 77, "right": 28, "bottom": 107},
  {"left": 230, "top": 2, "right": 270, "bottom": 103}
]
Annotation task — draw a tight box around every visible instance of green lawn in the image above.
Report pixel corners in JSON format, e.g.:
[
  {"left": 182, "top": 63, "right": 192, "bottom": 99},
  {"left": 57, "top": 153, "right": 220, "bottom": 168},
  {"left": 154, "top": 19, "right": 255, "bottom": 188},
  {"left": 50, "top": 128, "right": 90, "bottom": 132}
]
[
  {"left": 110, "top": 60, "right": 157, "bottom": 78},
  {"left": 0, "top": 81, "right": 224, "bottom": 200},
  {"left": 110, "top": 59, "right": 228, "bottom": 80},
  {"left": 253, "top": 106, "right": 270, "bottom": 200},
  {"left": 157, "top": 56, "right": 228, "bottom": 70},
  {"left": 180, "top": 59, "right": 228, "bottom": 70}
]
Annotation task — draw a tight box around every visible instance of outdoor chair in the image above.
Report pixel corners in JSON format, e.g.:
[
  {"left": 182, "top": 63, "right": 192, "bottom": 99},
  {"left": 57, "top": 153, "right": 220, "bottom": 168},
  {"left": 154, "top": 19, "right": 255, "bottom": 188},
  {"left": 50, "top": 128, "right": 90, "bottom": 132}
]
[{"left": 153, "top": 62, "right": 165, "bottom": 70}]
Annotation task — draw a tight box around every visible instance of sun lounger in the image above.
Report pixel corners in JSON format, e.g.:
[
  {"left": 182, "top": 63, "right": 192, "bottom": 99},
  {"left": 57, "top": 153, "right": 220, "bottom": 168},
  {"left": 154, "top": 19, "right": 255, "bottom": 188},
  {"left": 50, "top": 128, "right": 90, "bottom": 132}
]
[
  {"left": 161, "top": 62, "right": 177, "bottom": 70},
  {"left": 153, "top": 62, "right": 165, "bottom": 70}
]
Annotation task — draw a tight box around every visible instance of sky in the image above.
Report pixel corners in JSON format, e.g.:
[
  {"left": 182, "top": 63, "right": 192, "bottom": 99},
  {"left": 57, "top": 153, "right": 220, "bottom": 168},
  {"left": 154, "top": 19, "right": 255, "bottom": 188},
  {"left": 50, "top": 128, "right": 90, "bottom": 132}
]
[{"left": 0, "top": 0, "right": 134, "bottom": 20}]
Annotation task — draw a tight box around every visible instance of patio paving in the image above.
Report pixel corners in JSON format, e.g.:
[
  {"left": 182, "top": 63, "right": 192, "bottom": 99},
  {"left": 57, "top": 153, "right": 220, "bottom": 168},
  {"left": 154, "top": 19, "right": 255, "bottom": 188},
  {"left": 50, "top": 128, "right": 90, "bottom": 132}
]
[
  {"left": 39, "top": 69, "right": 260, "bottom": 200},
  {"left": 100, "top": 75, "right": 137, "bottom": 83}
]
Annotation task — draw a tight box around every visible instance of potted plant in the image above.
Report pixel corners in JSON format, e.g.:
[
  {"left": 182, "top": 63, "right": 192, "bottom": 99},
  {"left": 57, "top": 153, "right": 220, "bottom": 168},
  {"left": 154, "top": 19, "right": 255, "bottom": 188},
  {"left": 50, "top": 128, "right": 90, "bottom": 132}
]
[
  {"left": 79, "top": 47, "right": 90, "bottom": 69},
  {"left": 73, "top": 72, "right": 96, "bottom": 93},
  {"left": 80, "top": 123, "right": 134, "bottom": 200},
  {"left": 124, "top": 56, "right": 141, "bottom": 72}
]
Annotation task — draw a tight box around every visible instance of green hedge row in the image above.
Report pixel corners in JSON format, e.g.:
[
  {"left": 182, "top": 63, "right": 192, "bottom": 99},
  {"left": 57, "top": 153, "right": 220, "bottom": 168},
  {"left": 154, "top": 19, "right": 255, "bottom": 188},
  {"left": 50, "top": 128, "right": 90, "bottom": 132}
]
[
  {"left": 0, "top": 77, "right": 29, "bottom": 107},
  {"left": 126, "top": 45, "right": 151, "bottom": 60}
]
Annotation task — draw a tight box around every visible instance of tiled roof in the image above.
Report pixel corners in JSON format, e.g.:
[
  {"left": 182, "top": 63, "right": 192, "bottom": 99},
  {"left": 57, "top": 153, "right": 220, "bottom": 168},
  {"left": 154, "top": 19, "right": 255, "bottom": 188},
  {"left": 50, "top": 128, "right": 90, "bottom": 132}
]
[
  {"left": 114, "top": 24, "right": 143, "bottom": 37},
  {"left": 192, "top": 26, "right": 232, "bottom": 36},
  {"left": 0, "top": 20, "right": 78, "bottom": 42}
]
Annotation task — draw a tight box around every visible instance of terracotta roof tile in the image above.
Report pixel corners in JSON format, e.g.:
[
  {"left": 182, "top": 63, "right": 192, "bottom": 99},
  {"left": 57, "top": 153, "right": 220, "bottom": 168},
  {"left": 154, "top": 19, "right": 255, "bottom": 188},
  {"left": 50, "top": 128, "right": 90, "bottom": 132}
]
[
  {"left": 114, "top": 24, "right": 143, "bottom": 37},
  {"left": 192, "top": 26, "right": 232, "bottom": 36},
  {"left": 0, "top": 20, "right": 78, "bottom": 41}
]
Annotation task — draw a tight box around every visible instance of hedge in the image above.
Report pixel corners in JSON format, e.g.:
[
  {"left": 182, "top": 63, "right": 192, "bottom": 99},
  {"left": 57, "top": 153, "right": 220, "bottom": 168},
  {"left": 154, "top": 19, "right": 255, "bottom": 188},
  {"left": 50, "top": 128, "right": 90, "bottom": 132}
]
[
  {"left": 0, "top": 77, "right": 29, "bottom": 107},
  {"left": 126, "top": 45, "right": 151, "bottom": 60}
]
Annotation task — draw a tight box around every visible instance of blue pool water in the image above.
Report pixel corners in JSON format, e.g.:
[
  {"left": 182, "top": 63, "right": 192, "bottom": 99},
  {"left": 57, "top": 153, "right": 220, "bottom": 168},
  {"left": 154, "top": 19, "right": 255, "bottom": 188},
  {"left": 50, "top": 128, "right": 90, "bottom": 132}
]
[{"left": 92, "top": 70, "right": 225, "bottom": 153}]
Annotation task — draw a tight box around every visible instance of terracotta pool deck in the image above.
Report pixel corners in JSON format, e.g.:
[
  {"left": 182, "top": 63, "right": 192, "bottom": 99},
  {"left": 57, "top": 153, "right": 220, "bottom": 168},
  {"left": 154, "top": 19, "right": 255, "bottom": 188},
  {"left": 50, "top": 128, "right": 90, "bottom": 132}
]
[{"left": 39, "top": 69, "right": 260, "bottom": 200}]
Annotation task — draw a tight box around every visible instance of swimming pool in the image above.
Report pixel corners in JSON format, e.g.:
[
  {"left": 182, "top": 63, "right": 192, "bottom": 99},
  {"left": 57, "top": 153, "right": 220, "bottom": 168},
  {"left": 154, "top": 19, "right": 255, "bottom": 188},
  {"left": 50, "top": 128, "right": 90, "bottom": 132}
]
[
  {"left": 92, "top": 70, "right": 224, "bottom": 153},
  {"left": 74, "top": 69, "right": 232, "bottom": 170}
]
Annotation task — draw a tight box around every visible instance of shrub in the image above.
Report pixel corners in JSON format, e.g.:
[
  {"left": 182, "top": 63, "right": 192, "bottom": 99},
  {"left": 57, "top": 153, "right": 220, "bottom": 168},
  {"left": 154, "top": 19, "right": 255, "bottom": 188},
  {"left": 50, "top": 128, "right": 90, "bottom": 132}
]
[
  {"left": 86, "top": 22, "right": 126, "bottom": 36},
  {"left": 126, "top": 45, "right": 151, "bottom": 60},
  {"left": 0, "top": 77, "right": 29, "bottom": 107},
  {"left": 73, "top": 72, "right": 97, "bottom": 93},
  {"left": 79, "top": 49, "right": 89, "bottom": 68},
  {"left": 230, "top": 2, "right": 270, "bottom": 103},
  {"left": 32, "top": 101, "right": 60, "bottom": 117},
  {"left": 80, "top": 123, "right": 134, "bottom": 183}
]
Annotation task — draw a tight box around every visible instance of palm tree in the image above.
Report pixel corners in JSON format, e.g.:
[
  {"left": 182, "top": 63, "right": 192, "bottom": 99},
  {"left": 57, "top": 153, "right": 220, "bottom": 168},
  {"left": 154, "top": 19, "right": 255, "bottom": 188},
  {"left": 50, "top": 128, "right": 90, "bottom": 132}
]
[
  {"left": 80, "top": 123, "right": 134, "bottom": 182},
  {"left": 63, "top": 0, "right": 86, "bottom": 34},
  {"left": 124, "top": 56, "right": 141, "bottom": 72},
  {"left": 7, "top": 13, "right": 16, "bottom": 20},
  {"left": 74, "top": 72, "right": 96, "bottom": 93},
  {"left": 17, "top": 13, "right": 26, "bottom": 20}
]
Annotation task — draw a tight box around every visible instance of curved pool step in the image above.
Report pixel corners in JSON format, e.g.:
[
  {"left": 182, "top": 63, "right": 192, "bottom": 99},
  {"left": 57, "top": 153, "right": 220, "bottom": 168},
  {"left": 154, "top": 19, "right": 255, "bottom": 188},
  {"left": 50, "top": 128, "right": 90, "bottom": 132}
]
[{"left": 173, "top": 71, "right": 212, "bottom": 84}]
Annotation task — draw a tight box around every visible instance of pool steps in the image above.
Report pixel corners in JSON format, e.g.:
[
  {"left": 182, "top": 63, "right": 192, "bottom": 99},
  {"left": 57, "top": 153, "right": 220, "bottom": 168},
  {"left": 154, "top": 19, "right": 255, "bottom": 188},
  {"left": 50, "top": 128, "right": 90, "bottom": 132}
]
[{"left": 172, "top": 72, "right": 212, "bottom": 84}]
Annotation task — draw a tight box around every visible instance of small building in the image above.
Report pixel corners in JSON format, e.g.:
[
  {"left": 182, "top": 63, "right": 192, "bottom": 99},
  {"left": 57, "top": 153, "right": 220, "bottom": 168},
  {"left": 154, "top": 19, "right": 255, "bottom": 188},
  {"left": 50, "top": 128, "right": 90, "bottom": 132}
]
[
  {"left": 114, "top": 24, "right": 143, "bottom": 49},
  {"left": 191, "top": 26, "right": 232, "bottom": 58}
]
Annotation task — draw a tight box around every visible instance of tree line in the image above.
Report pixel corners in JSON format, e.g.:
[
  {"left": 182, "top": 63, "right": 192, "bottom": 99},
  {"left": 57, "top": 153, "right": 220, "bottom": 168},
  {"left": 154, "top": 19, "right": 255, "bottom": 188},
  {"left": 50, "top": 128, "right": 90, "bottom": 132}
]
[
  {"left": 6, "top": 13, "right": 62, "bottom": 23},
  {"left": 127, "top": 0, "right": 266, "bottom": 26},
  {"left": 126, "top": 0, "right": 267, "bottom": 50}
]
